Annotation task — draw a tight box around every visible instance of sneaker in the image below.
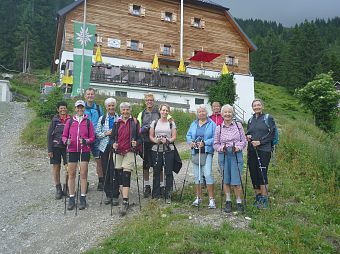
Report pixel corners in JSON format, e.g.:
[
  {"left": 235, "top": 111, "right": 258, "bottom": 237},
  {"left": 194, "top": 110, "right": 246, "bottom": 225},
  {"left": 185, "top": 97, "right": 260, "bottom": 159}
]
[
  {"left": 192, "top": 197, "right": 202, "bottom": 207},
  {"left": 253, "top": 194, "right": 261, "bottom": 207},
  {"left": 120, "top": 200, "right": 129, "bottom": 216},
  {"left": 79, "top": 196, "right": 86, "bottom": 210},
  {"left": 144, "top": 185, "right": 151, "bottom": 198},
  {"left": 224, "top": 201, "right": 232, "bottom": 213},
  {"left": 55, "top": 184, "right": 63, "bottom": 200},
  {"left": 112, "top": 197, "right": 119, "bottom": 206},
  {"left": 259, "top": 196, "right": 269, "bottom": 209},
  {"left": 104, "top": 197, "right": 112, "bottom": 205},
  {"left": 208, "top": 198, "right": 216, "bottom": 209},
  {"left": 67, "top": 196, "right": 75, "bottom": 210},
  {"left": 236, "top": 203, "right": 244, "bottom": 212}
]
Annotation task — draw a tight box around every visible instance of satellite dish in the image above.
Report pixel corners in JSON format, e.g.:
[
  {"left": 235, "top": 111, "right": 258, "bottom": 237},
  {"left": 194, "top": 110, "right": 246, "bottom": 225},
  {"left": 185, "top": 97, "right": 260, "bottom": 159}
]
[{"left": 55, "top": 59, "right": 60, "bottom": 65}]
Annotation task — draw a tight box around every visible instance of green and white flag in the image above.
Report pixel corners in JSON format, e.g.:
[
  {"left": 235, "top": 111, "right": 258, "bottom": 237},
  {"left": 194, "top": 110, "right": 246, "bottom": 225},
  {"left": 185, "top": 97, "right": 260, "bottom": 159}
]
[{"left": 72, "top": 22, "right": 96, "bottom": 96}]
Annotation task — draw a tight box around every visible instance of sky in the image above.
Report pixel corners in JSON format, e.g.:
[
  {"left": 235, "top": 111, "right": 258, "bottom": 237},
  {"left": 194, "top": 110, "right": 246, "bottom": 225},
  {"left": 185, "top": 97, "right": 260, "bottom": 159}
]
[{"left": 213, "top": 0, "right": 340, "bottom": 27}]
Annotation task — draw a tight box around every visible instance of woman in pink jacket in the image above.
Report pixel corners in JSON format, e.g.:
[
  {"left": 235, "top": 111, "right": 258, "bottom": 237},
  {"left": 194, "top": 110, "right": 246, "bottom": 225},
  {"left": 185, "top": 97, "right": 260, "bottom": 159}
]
[{"left": 62, "top": 100, "right": 95, "bottom": 211}]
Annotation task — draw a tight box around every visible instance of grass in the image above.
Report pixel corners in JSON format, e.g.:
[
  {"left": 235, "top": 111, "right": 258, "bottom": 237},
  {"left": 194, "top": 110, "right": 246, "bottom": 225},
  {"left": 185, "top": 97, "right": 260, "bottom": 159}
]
[{"left": 86, "top": 81, "right": 340, "bottom": 254}]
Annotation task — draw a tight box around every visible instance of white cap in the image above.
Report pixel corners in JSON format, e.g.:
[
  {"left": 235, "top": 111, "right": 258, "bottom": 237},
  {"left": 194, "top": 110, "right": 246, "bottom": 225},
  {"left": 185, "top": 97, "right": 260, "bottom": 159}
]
[{"left": 75, "top": 100, "right": 85, "bottom": 107}]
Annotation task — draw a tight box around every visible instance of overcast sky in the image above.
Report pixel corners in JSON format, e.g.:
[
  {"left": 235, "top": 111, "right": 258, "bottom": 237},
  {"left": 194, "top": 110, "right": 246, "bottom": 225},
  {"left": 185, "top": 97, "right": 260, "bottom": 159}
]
[{"left": 213, "top": 0, "right": 340, "bottom": 27}]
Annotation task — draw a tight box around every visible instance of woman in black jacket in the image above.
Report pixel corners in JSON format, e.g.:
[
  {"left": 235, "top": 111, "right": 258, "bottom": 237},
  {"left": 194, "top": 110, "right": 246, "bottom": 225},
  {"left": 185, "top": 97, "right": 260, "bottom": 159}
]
[{"left": 246, "top": 99, "right": 277, "bottom": 209}]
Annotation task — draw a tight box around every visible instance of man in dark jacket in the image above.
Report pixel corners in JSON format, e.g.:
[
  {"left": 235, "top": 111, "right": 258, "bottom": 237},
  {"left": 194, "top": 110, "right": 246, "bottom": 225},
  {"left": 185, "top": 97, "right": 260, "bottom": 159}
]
[{"left": 47, "top": 101, "right": 70, "bottom": 199}]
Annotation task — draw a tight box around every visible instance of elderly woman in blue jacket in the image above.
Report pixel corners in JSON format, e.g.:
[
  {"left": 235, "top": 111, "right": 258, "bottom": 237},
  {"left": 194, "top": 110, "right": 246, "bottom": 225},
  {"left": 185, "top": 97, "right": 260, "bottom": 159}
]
[{"left": 186, "top": 104, "right": 217, "bottom": 209}]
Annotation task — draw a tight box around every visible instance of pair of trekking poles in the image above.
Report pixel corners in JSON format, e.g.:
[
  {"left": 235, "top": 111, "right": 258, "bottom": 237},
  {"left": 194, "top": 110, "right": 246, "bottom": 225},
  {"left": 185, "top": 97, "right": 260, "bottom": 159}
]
[{"left": 99, "top": 142, "right": 142, "bottom": 216}]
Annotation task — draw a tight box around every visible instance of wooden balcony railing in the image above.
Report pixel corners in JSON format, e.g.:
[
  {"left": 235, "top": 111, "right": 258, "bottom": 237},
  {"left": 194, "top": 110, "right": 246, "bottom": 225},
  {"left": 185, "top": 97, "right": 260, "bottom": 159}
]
[{"left": 90, "top": 64, "right": 218, "bottom": 93}]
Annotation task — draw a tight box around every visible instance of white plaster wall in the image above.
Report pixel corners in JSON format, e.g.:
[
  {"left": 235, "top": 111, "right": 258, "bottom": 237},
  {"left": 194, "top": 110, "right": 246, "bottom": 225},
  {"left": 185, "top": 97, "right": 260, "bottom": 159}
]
[{"left": 0, "top": 80, "right": 12, "bottom": 102}]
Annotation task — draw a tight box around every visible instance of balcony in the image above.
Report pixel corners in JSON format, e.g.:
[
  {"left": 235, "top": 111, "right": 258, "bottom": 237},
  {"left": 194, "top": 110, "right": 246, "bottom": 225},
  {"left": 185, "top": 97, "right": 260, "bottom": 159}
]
[{"left": 90, "top": 64, "right": 218, "bottom": 94}]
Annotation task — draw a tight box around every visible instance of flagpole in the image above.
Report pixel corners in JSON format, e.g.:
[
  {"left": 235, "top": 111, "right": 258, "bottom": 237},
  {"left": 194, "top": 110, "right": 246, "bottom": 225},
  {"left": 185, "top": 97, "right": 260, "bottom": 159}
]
[
  {"left": 80, "top": 0, "right": 87, "bottom": 97},
  {"left": 180, "top": 0, "right": 183, "bottom": 60}
]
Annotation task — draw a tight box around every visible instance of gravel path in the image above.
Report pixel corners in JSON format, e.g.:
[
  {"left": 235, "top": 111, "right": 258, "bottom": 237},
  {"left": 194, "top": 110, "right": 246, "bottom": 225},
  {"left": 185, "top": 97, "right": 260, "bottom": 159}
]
[{"left": 0, "top": 102, "right": 249, "bottom": 254}]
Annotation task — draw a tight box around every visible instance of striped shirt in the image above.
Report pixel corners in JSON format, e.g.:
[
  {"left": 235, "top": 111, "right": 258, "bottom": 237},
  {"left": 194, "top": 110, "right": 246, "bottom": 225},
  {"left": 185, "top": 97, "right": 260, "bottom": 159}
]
[{"left": 213, "top": 121, "right": 247, "bottom": 152}]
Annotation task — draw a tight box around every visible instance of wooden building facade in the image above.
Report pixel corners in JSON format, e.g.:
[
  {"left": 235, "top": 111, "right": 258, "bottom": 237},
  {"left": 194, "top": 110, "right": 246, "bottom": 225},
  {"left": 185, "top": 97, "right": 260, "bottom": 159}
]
[{"left": 54, "top": 0, "right": 256, "bottom": 75}]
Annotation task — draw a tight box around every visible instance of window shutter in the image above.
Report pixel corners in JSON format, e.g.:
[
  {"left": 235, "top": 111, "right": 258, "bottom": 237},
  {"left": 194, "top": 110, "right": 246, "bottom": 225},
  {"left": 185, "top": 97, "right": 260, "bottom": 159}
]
[
  {"left": 161, "top": 11, "right": 165, "bottom": 21},
  {"left": 138, "top": 42, "right": 144, "bottom": 51},
  {"left": 126, "top": 40, "right": 131, "bottom": 49},
  {"left": 128, "top": 4, "right": 133, "bottom": 14},
  {"left": 201, "top": 19, "right": 205, "bottom": 29},
  {"left": 172, "top": 13, "right": 177, "bottom": 23},
  {"left": 190, "top": 17, "right": 195, "bottom": 26},
  {"left": 234, "top": 57, "right": 239, "bottom": 66},
  {"left": 141, "top": 6, "right": 146, "bottom": 16},
  {"left": 171, "top": 48, "right": 176, "bottom": 56},
  {"left": 160, "top": 44, "right": 164, "bottom": 53}
]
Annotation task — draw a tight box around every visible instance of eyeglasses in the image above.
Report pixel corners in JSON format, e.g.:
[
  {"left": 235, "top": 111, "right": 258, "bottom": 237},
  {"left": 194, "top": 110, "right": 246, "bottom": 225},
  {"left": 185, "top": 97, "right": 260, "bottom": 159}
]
[{"left": 146, "top": 99, "right": 154, "bottom": 102}]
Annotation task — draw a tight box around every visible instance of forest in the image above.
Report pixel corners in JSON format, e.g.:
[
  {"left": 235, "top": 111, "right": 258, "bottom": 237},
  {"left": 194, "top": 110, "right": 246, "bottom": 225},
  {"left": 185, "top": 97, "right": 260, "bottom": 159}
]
[{"left": 0, "top": 0, "right": 339, "bottom": 90}]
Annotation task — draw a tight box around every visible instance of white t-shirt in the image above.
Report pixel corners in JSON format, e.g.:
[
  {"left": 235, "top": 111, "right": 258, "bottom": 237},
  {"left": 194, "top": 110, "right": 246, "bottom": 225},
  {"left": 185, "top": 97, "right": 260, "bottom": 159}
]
[{"left": 150, "top": 119, "right": 176, "bottom": 152}]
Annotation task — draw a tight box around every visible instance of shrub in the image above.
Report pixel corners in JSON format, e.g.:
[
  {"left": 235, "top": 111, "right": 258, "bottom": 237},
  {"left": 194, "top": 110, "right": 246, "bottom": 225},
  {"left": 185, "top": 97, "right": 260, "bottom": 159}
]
[
  {"left": 207, "top": 73, "right": 237, "bottom": 105},
  {"left": 34, "top": 87, "right": 64, "bottom": 119}
]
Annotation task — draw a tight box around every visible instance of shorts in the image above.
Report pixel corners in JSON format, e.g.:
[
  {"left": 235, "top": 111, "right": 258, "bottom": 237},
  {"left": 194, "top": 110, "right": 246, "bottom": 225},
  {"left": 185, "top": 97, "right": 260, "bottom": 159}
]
[
  {"left": 91, "top": 139, "right": 101, "bottom": 159},
  {"left": 115, "top": 152, "right": 134, "bottom": 171},
  {"left": 68, "top": 152, "right": 90, "bottom": 163},
  {"left": 50, "top": 147, "right": 67, "bottom": 165}
]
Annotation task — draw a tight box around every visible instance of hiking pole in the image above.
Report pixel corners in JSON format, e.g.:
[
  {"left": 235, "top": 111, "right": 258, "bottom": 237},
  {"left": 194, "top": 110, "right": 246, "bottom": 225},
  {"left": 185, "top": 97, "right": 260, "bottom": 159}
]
[
  {"left": 217, "top": 145, "right": 226, "bottom": 212},
  {"left": 163, "top": 143, "right": 168, "bottom": 203},
  {"left": 244, "top": 151, "right": 250, "bottom": 210},
  {"left": 75, "top": 143, "right": 83, "bottom": 216},
  {"left": 100, "top": 149, "right": 112, "bottom": 206},
  {"left": 254, "top": 148, "right": 269, "bottom": 201},
  {"left": 233, "top": 144, "right": 245, "bottom": 198},
  {"left": 133, "top": 143, "right": 142, "bottom": 211},
  {"left": 64, "top": 143, "right": 70, "bottom": 215},
  {"left": 111, "top": 149, "right": 117, "bottom": 217},
  {"left": 197, "top": 143, "right": 201, "bottom": 211},
  {"left": 179, "top": 153, "right": 191, "bottom": 202}
]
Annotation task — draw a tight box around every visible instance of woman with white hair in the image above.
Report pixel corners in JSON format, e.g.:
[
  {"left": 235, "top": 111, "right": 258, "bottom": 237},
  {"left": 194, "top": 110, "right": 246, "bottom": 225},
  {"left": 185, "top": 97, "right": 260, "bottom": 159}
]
[
  {"left": 96, "top": 97, "right": 119, "bottom": 205},
  {"left": 186, "top": 104, "right": 216, "bottom": 208},
  {"left": 214, "top": 104, "right": 247, "bottom": 213},
  {"left": 111, "top": 102, "right": 142, "bottom": 216}
]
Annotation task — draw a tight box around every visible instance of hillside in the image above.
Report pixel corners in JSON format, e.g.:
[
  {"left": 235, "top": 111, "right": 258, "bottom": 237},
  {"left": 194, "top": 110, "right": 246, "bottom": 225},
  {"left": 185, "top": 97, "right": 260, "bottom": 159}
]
[{"left": 87, "top": 82, "right": 340, "bottom": 254}]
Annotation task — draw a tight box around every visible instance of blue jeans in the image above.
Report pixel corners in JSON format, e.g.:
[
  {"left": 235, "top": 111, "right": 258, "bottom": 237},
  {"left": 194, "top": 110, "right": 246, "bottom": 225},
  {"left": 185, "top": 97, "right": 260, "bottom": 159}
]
[
  {"left": 218, "top": 149, "right": 243, "bottom": 185},
  {"left": 192, "top": 153, "right": 214, "bottom": 184}
]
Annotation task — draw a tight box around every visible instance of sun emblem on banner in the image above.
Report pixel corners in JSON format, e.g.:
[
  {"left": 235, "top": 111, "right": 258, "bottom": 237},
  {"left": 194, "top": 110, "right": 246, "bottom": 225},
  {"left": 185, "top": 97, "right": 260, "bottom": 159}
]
[{"left": 76, "top": 26, "right": 93, "bottom": 47}]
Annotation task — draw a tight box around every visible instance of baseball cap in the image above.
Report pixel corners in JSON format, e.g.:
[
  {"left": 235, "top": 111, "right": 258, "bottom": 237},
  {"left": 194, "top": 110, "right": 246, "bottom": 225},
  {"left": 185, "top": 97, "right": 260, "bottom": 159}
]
[{"left": 75, "top": 100, "right": 85, "bottom": 107}]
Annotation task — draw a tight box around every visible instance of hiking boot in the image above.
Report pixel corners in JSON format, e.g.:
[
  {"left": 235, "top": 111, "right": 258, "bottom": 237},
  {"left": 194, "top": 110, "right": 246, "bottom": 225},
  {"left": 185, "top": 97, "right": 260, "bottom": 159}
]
[
  {"left": 67, "top": 196, "right": 75, "bottom": 210},
  {"left": 104, "top": 197, "right": 112, "bottom": 205},
  {"left": 224, "top": 201, "right": 232, "bottom": 213},
  {"left": 79, "top": 196, "right": 86, "bottom": 210},
  {"left": 253, "top": 194, "right": 261, "bottom": 207},
  {"left": 208, "top": 198, "right": 216, "bottom": 209},
  {"left": 236, "top": 203, "right": 244, "bottom": 213},
  {"left": 112, "top": 197, "right": 119, "bottom": 206},
  {"left": 120, "top": 200, "right": 129, "bottom": 216},
  {"left": 55, "top": 184, "right": 63, "bottom": 200},
  {"left": 97, "top": 178, "right": 104, "bottom": 191},
  {"left": 144, "top": 185, "right": 151, "bottom": 198},
  {"left": 259, "top": 196, "right": 269, "bottom": 209},
  {"left": 192, "top": 197, "right": 202, "bottom": 207}
]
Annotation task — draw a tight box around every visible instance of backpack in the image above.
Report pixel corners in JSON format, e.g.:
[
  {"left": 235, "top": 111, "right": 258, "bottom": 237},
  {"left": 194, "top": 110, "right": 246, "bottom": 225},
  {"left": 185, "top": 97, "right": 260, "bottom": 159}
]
[
  {"left": 248, "top": 114, "right": 279, "bottom": 146},
  {"left": 153, "top": 119, "right": 173, "bottom": 131}
]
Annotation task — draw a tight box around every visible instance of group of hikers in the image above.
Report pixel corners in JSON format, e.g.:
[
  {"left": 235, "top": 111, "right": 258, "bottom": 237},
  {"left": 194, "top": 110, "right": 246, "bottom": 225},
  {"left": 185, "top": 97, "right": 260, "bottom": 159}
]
[{"left": 47, "top": 88, "right": 277, "bottom": 216}]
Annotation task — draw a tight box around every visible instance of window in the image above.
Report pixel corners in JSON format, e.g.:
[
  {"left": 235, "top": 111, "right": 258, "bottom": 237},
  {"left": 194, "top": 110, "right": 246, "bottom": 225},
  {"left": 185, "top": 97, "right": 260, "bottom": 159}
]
[
  {"left": 191, "top": 17, "right": 205, "bottom": 29},
  {"left": 129, "top": 4, "right": 145, "bottom": 17},
  {"left": 165, "top": 12, "right": 172, "bottom": 22},
  {"left": 161, "top": 11, "right": 177, "bottom": 23},
  {"left": 226, "top": 56, "right": 239, "bottom": 66},
  {"left": 132, "top": 5, "right": 140, "bottom": 15},
  {"left": 163, "top": 45, "right": 171, "bottom": 56},
  {"left": 127, "top": 40, "right": 143, "bottom": 51},
  {"left": 116, "top": 91, "right": 127, "bottom": 97},
  {"left": 195, "top": 98, "right": 204, "bottom": 105},
  {"left": 130, "top": 40, "right": 139, "bottom": 51}
]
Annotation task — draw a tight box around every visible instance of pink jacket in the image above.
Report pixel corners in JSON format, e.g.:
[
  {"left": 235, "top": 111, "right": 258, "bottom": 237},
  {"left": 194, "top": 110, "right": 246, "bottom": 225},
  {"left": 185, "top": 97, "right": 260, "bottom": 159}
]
[{"left": 62, "top": 115, "right": 95, "bottom": 153}]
